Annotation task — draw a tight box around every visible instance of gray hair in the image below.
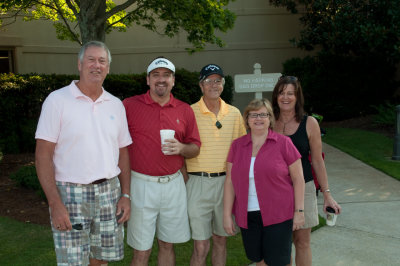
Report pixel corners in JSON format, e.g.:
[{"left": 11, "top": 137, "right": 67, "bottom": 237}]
[{"left": 78, "top": 41, "right": 112, "bottom": 64}]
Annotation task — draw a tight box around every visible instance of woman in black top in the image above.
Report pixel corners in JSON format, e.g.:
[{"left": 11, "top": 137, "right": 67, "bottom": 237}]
[{"left": 272, "top": 76, "right": 341, "bottom": 266}]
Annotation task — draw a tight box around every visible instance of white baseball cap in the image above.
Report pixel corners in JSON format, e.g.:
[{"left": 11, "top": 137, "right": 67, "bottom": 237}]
[{"left": 147, "top": 57, "right": 175, "bottom": 74}]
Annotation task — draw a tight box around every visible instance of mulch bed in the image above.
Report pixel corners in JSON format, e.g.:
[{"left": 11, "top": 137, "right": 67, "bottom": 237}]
[{"left": 0, "top": 153, "right": 50, "bottom": 226}]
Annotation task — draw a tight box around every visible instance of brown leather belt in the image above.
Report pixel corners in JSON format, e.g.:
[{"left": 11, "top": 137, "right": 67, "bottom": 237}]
[
  {"left": 91, "top": 178, "right": 108, "bottom": 185},
  {"left": 188, "top": 172, "right": 226, "bottom": 178}
]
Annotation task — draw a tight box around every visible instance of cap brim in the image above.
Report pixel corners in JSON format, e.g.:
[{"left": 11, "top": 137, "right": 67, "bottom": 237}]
[{"left": 147, "top": 58, "right": 175, "bottom": 74}]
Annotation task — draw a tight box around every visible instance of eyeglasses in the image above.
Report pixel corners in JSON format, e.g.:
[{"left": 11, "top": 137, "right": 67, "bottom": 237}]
[
  {"left": 248, "top": 113, "right": 270, "bottom": 119},
  {"left": 216, "top": 120, "right": 222, "bottom": 129},
  {"left": 203, "top": 78, "right": 223, "bottom": 85}
]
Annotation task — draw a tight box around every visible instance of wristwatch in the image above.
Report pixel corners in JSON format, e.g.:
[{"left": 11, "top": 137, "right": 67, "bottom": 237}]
[
  {"left": 295, "top": 209, "right": 304, "bottom": 213},
  {"left": 121, "top": 193, "right": 131, "bottom": 200}
]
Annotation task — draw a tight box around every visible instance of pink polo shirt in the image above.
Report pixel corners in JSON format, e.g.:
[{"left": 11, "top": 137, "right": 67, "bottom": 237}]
[
  {"left": 35, "top": 81, "right": 132, "bottom": 184},
  {"left": 227, "top": 129, "right": 301, "bottom": 228},
  {"left": 123, "top": 91, "right": 201, "bottom": 176}
]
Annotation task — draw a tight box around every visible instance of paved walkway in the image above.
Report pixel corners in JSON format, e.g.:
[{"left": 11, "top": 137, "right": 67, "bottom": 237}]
[{"left": 308, "top": 143, "right": 400, "bottom": 266}]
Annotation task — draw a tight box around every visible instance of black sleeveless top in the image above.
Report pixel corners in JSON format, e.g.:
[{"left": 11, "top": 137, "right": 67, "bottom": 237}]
[{"left": 288, "top": 115, "right": 313, "bottom": 183}]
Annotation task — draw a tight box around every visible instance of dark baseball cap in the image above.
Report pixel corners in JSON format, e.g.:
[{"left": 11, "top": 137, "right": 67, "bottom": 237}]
[{"left": 199, "top": 64, "right": 224, "bottom": 81}]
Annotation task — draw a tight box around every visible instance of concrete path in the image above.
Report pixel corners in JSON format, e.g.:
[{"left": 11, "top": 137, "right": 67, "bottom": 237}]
[{"left": 309, "top": 143, "right": 400, "bottom": 266}]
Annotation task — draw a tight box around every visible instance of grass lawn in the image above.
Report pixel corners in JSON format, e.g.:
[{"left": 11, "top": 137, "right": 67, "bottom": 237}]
[
  {"left": 0, "top": 216, "right": 250, "bottom": 266},
  {"left": 0, "top": 215, "right": 326, "bottom": 265},
  {"left": 0, "top": 216, "right": 55, "bottom": 265},
  {"left": 7, "top": 126, "right": 396, "bottom": 265},
  {"left": 323, "top": 127, "right": 400, "bottom": 181}
]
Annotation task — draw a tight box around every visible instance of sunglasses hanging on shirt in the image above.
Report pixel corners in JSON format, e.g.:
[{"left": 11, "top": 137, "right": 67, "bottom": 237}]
[{"left": 216, "top": 121, "right": 222, "bottom": 129}]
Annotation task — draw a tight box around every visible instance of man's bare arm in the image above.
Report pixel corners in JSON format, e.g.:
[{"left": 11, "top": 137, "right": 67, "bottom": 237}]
[{"left": 35, "top": 139, "right": 71, "bottom": 230}]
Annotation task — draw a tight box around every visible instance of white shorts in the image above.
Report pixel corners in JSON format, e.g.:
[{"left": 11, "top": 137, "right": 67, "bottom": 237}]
[{"left": 127, "top": 170, "right": 190, "bottom": 250}]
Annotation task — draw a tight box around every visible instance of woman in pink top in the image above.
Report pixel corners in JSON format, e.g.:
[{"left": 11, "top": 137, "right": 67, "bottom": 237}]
[{"left": 223, "top": 99, "right": 305, "bottom": 266}]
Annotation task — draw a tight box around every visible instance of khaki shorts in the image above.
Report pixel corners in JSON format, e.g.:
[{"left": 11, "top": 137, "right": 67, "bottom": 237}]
[
  {"left": 301, "top": 181, "right": 319, "bottom": 229},
  {"left": 186, "top": 174, "right": 235, "bottom": 240},
  {"left": 127, "top": 171, "right": 190, "bottom": 250}
]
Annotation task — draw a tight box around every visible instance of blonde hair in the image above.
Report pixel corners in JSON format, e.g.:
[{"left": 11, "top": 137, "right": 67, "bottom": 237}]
[{"left": 243, "top": 98, "right": 275, "bottom": 131}]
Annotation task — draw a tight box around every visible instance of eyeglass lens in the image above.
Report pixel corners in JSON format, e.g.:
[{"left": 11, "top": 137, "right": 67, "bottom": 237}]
[
  {"left": 249, "top": 113, "right": 269, "bottom": 118},
  {"left": 204, "top": 79, "right": 222, "bottom": 85}
]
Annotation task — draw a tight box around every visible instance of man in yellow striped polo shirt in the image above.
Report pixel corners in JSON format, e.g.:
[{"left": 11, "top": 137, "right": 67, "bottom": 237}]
[{"left": 186, "top": 64, "right": 247, "bottom": 266}]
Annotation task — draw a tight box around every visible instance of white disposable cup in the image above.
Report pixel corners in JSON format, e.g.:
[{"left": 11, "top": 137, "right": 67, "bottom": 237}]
[
  {"left": 326, "top": 212, "right": 337, "bottom": 226},
  {"left": 160, "top": 129, "right": 175, "bottom": 154}
]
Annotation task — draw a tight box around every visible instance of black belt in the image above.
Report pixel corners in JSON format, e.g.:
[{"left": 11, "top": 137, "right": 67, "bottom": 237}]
[
  {"left": 91, "top": 178, "right": 108, "bottom": 185},
  {"left": 188, "top": 172, "right": 226, "bottom": 178}
]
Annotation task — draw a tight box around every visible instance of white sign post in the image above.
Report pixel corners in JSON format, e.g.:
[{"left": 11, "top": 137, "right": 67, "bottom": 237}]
[{"left": 234, "top": 63, "right": 281, "bottom": 99}]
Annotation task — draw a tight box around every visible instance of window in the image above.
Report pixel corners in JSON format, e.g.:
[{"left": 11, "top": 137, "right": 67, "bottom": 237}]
[{"left": 0, "top": 49, "right": 14, "bottom": 73}]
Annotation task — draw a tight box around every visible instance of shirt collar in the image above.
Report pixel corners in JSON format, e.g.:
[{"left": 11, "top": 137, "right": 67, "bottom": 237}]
[
  {"left": 70, "top": 80, "right": 110, "bottom": 102},
  {"left": 198, "top": 97, "right": 229, "bottom": 116},
  {"left": 242, "top": 128, "right": 278, "bottom": 146},
  {"left": 144, "top": 90, "right": 177, "bottom": 107}
]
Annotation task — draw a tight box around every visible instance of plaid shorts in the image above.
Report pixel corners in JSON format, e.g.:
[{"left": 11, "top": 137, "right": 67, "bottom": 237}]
[{"left": 51, "top": 176, "right": 124, "bottom": 265}]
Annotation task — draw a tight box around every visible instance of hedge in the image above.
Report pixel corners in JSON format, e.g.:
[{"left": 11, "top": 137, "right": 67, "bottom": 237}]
[
  {"left": 281, "top": 52, "right": 399, "bottom": 120},
  {"left": 0, "top": 70, "right": 234, "bottom": 154}
]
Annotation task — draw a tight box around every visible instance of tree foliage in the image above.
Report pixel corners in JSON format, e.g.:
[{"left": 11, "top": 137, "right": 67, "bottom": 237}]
[
  {"left": 269, "top": 0, "right": 400, "bottom": 64},
  {"left": 0, "top": 0, "right": 236, "bottom": 52},
  {"left": 269, "top": 0, "right": 400, "bottom": 120}
]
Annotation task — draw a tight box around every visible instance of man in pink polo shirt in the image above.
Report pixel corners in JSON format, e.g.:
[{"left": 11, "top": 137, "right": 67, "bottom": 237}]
[
  {"left": 35, "top": 41, "right": 132, "bottom": 266},
  {"left": 123, "top": 57, "right": 201, "bottom": 266}
]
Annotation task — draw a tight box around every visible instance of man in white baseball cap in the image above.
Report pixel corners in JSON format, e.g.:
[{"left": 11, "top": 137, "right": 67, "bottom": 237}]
[
  {"left": 123, "top": 57, "right": 201, "bottom": 265},
  {"left": 146, "top": 57, "right": 175, "bottom": 74}
]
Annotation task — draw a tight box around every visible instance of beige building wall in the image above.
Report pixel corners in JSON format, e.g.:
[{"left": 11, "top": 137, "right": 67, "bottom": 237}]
[{"left": 0, "top": 0, "right": 309, "bottom": 111}]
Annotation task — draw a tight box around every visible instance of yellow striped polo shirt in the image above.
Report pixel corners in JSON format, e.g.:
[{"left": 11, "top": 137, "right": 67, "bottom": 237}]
[{"left": 186, "top": 97, "right": 247, "bottom": 173}]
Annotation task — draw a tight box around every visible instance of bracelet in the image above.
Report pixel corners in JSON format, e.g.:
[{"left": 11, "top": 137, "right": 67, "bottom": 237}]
[
  {"left": 294, "top": 209, "right": 304, "bottom": 213},
  {"left": 121, "top": 193, "right": 131, "bottom": 200},
  {"left": 323, "top": 189, "right": 331, "bottom": 193}
]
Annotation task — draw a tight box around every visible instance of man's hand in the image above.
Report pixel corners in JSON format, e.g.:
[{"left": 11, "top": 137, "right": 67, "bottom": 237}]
[
  {"left": 116, "top": 197, "right": 131, "bottom": 224},
  {"left": 162, "top": 139, "right": 200, "bottom": 158},
  {"left": 50, "top": 202, "right": 72, "bottom": 231},
  {"left": 162, "top": 138, "right": 184, "bottom": 155}
]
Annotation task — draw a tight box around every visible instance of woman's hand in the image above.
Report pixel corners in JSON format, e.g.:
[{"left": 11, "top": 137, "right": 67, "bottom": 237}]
[
  {"left": 293, "top": 212, "right": 305, "bottom": 231},
  {"left": 323, "top": 193, "right": 342, "bottom": 214},
  {"left": 223, "top": 214, "right": 236, "bottom": 235}
]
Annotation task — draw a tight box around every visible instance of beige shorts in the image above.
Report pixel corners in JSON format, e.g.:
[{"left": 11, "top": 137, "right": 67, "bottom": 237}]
[
  {"left": 127, "top": 171, "right": 190, "bottom": 250},
  {"left": 301, "top": 181, "right": 319, "bottom": 229},
  {"left": 186, "top": 174, "right": 236, "bottom": 240}
]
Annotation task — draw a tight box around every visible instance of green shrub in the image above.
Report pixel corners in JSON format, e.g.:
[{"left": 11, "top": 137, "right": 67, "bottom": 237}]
[
  {"left": 371, "top": 102, "right": 397, "bottom": 127},
  {"left": 10, "top": 165, "right": 45, "bottom": 199},
  {"left": 0, "top": 70, "right": 234, "bottom": 154}
]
